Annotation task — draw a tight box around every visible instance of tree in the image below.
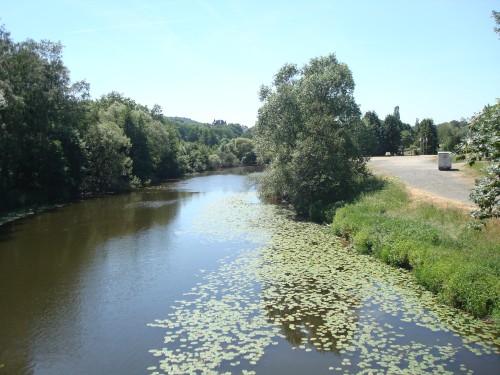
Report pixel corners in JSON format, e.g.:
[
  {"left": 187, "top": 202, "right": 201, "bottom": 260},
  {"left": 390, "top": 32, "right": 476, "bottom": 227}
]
[
  {"left": 457, "top": 101, "right": 500, "bottom": 222},
  {"left": 254, "top": 54, "right": 368, "bottom": 219},
  {"left": 81, "top": 121, "right": 134, "bottom": 192},
  {"left": 493, "top": 10, "right": 500, "bottom": 37},
  {"left": 217, "top": 141, "right": 239, "bottom": 167},
  {"left": 437, "top": 120, "right": 468, "bottom": 151},
  {"left": 393, "top": 106, "right": 400, "bottom": 120},
  {"left": 363, "top": 111, "right": 384, "bottom": 155},
  {"left": 400, "top": 129, "right": 414, "bottom": 152},
  {"left": 383, "top": 114, "right": 402, "bottom": 155},
  {"left": 227, "top": 138, "right": 256, "bottom": 165},
  {"left": 416, "top": 118, "right": 438, "bottom": 154},
  {"left": 0, "top": 26, "right": 88, "bottom": 209},
  {"left": 91, "top": 95, "right": 182, "bottom": 183}
]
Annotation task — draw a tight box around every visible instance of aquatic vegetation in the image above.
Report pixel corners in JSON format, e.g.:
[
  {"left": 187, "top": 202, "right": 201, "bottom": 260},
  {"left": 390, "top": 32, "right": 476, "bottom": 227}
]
[
  {"left": 148, "top": 192, "right": 499, "bottom": 374},
  {"left": 333, "top": 180, "right": 500, "bottom": 320}
]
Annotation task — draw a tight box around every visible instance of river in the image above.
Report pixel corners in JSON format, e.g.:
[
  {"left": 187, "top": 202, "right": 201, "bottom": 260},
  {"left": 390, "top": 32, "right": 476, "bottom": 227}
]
[{"left": 0, "top": 167, "right": 498, "bottom": 374}]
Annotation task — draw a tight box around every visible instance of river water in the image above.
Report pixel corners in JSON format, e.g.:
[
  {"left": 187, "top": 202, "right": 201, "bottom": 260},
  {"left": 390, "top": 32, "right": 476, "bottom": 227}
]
[{"left": 0, "top": 167, "right": 498, "bottom": 374}]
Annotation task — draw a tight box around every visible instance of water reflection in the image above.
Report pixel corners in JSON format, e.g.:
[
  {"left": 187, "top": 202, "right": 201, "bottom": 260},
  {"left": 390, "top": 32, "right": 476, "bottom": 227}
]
[
  {"left": 0, "top": 167, "right": 262, "bottom": 374},
  {"left": 0, "top": 189, "right": 191, "bottom": 373},
  {"left": 262, "top": 277, "right": 360, "bottom": 354}
]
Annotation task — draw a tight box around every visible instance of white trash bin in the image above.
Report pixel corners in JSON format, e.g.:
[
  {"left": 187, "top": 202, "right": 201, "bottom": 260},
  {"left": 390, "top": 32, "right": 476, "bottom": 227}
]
[{"left": 438, "top": 152, "right": 452, "bottom": 170}]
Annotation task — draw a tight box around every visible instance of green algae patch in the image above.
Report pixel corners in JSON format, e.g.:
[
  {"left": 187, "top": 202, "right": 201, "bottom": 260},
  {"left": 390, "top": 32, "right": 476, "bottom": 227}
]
[{"left": 148, "top": 192, "right": 499, "bottom": 374}]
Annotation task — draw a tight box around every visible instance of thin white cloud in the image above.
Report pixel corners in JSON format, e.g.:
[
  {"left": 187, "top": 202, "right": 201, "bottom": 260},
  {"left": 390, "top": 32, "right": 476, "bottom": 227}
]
[{"left": 69, "top": 20, "right": 182, "bottom": 35}]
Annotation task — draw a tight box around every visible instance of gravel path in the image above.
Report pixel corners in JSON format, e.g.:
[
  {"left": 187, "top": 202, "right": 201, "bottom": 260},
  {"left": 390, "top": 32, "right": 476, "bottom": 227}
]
[{"left": 368, "top": 155, "right": 475, "bottom": 207}]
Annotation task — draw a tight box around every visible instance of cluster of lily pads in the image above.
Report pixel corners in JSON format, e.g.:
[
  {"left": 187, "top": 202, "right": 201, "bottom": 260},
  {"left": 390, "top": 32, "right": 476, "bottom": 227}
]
[{"left": 148, "top": 192, "right": 498, "bottom": 374}]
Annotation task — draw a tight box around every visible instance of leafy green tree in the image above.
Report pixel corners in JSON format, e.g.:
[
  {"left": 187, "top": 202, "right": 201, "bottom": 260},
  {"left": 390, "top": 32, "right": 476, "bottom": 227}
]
[
  {"left": 363, "top": 111, "right": 384, "bottom": 156},
  {"left": 92, "top": 95, "right": 182, "bottom": 183},
  {"left": 199, "top": 127, "right": 219, "bottom": 146},
  {"left": 383, "top": 114, "right": 402, "bottom": 155},
  {"left": 437, "top": 120, "right": 468, "bottom": 151},
  {"left": 217, "top": 141, "right": 239, "bottom": 167},
  {"left": 208, "top": 154, "right": 222, "bottom": 170},
  {"left": 183, "top": 143, "right": 211, "bottom": 172},
  {"left": 227, "top": 138, "right": 256, "bottom": 165},
  {"left": 0, "top": 25, "right": 88, "bottom": 209},
  {"left": 81, "top": 121, "right": 134, "bottom": 192},
  {"left": 121, "top": 107, "right": 154, "bottom": 182},
  {"left": 416, "top": 118, "right": 439, "bottom": 154},
  {"left": 493, "top": 10, "right": 500, "bottom": 37},
  {"left": 255, "top": 54, "right": 368, "bottom": 219},
  {"left": 457, "top": 101, "right": 500, "bottom": 222},
  {"left": 400, "top": 129, "right": 414, "bottom": 152}
]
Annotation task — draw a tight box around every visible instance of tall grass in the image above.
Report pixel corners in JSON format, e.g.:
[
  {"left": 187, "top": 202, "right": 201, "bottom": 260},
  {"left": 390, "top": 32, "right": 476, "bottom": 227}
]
[{"left": 332, "top": 179, "right": 500, "bottom": 321}]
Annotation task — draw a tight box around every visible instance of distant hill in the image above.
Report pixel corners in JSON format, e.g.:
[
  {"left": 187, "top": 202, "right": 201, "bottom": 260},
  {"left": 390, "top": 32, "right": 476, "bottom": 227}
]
[
  {"left": 166, "top": 117, "right": 252, "bottom": 143},
  {"left": 166, "top": 117, "right": 207, "bottom": 126}
]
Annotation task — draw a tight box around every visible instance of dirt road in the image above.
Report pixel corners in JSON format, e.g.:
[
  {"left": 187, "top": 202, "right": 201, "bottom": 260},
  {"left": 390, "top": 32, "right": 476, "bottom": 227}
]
[{"left": 368, "top": 155, "right": 475, "bottom": 207}]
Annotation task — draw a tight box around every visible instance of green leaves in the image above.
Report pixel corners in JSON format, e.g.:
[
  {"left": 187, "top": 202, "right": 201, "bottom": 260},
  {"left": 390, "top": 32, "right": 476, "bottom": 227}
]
[
  {"left": 254, "top": 54, "right": 367, "bottom": 220},
  {"left": 0, "top": 28, "right": 89, "bottom": 209},
  {"left": 457, "top": 101, "right": 500, "bottom": 222}
]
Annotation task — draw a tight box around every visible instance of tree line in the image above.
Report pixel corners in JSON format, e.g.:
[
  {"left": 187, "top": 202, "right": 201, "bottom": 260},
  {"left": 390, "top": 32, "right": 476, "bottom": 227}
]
[
  {"left": 252, "top": 54, "right": 456, "bottom": 220},
  {"left": 2, "top": 14, "right": 497, "bottom": 223},
  {"left": 360, "top": 108, "right": 468, "bottom": 157},
  {"left": 254, "top": 51, "right": 498, "bottom": 222},
  {"left": 0, "top": 25, "right": 256, "bottom": 212}
]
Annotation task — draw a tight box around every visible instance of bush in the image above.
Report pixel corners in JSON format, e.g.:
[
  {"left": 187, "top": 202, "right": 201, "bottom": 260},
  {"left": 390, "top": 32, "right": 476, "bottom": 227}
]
[
  {"left": 254, "top": 54, "right": 368, "bottom": 219},
  {"left": 457, "top": 101, "right": 500, "bottom": 223},
  {"left": 333, "top": 179, "right": 500, "bottom": 320}
]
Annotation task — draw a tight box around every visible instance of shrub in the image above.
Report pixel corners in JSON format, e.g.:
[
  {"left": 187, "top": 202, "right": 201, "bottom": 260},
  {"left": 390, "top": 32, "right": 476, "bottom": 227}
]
[{"left": 332, "top": 179, "right": 499, "bottom": 320}]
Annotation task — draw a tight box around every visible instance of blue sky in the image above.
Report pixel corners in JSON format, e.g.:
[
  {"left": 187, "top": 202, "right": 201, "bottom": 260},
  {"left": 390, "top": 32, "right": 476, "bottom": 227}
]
[{"left": 2, "top": 0, "right": 499, "bottom": 127}]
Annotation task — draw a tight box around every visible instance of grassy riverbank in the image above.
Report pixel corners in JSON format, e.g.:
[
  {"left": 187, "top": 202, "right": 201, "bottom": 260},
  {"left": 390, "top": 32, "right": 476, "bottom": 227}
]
[{"left": 332, "top": 179, "right": 500, "bottom": 322}]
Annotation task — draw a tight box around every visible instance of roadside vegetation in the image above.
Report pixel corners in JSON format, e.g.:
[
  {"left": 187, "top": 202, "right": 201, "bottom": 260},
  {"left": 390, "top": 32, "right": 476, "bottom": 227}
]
[
  {"left": 332, "top": 178, "right": 500, "bottom": 322},
  {"left": 254, "top": 54, "right": 369, "bottom": 220},
  {"left": 456, "top": 100, "right": 500, "bottom": 223},
  {"left": 1, "top": 9, "right": 498, "bottom": 326},
  {"left": 252, "top": 10, "right": 499, "bottom": 321}
]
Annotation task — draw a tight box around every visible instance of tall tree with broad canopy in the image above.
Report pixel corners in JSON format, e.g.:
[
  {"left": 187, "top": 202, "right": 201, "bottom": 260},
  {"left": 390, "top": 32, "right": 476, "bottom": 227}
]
[
  {"left": 254, "top": 54, "right": 368, "bottom": 219},
  {"left": 363, "top": 111, "right": 385, "bottom": 156},
  {"left": 0, "top": 25, "right": 89, "bottom": 209},
  {"left": 457, "top": 101, "right": 500, "bottom": 223},
  {"left": 383, "top": 114, "right": 402, "bottom": 155},
  {"left": 416, "top": 118, "right": 439, "bottom": 154}
]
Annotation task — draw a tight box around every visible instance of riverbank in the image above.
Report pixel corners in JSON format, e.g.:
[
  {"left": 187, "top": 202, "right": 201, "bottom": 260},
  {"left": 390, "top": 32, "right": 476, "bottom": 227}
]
[
  {"left": 2, "top": 170, "right": 498, "bottom": 374},
  {"left": 0, "top": 203, "right": 67, "bottom": 226},
  {"left": 0, "top": 166, "right": 264, "bottom": 228},
  {"left": 332, "top": 178, "right": 500, "bottom": 323}
]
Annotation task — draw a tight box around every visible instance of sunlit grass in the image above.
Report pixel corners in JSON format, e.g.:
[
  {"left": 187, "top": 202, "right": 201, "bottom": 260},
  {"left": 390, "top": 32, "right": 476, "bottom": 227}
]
[{"left": 332, "top": 179, "right": 500, "bottom": 322}]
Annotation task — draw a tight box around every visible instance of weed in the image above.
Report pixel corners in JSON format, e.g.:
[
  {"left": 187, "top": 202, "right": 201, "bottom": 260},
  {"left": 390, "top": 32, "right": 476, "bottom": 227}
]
[{"left": 332, "top": 179, "right": 500, "bottom": 321}]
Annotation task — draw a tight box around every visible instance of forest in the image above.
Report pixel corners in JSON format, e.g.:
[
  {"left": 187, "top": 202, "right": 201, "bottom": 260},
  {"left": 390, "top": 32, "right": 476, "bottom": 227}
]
[
  {"left": 0, "top": 25, "right": 256, "bottom": 212},
  {"left": 0, "top": 22, "right": 495, "bottom": 220}
]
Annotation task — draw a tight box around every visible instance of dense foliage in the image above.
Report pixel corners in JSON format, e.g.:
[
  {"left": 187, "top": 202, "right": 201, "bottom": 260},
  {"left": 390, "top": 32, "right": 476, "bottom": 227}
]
[
  {"left": 414, "top": 118, "right": 439, "bottom": 155},
  {"left": 333, "top": 180, "right": 500, "bottom": 320},
  {"left": 0, "top": 25, "right": 255, "bottom": 212},
  {"left": 361, "top": 109, "right": 443, "bottom": 156},
  {"left": 493, "top": 10, "right": 500, "bottom": 37},
  {"left": 0, "top": 26, "right": 89, "bottom": 208},
  {"left": 254, "top": 54, "right": 368, "bottom": 219},
  {"left": 436, "top": 119, "right": 468, "bottom": 152},
  {"left": 457, "top": 101, "right": 500, "bottom": 222}
]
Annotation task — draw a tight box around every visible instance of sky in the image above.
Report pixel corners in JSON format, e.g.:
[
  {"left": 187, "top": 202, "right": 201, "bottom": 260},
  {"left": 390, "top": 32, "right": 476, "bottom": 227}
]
[{"left": 2, "top": 0, "right": 499, "bottom": 127}]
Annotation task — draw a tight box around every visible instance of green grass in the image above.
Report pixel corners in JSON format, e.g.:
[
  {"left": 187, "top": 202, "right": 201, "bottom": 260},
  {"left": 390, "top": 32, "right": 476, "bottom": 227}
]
[{"left": 332, "top": 179, "right": 500, "bottom": 322}]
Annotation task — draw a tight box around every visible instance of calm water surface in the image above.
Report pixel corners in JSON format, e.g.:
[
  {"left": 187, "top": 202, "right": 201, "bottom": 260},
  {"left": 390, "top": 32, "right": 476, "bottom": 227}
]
[
  {"left": 0, "top": 167, "right": 258, "bottom": 374},
  {"left": 0, "top": 167, "right": 498, "bottom": 374}
]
